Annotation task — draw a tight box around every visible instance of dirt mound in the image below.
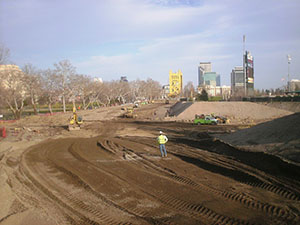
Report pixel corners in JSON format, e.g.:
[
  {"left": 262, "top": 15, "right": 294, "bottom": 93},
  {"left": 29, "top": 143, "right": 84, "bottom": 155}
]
[
  {"left": 257, "top": 102, "right": 300, "bottom": 113},
  {"left": 216, "top": 112, "right": 300, "bottom": 164},
  {"left": 176, "top": 102, "right": 292, "bottom": 123}
]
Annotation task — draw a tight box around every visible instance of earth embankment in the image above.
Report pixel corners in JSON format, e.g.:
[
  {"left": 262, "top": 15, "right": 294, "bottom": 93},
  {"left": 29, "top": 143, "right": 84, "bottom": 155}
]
[
  {"left": 174, "top": 102, "right": 292, "bottom": 124},
  {"left": 216, "top": 112, "right": 300, "bottom": 164}
]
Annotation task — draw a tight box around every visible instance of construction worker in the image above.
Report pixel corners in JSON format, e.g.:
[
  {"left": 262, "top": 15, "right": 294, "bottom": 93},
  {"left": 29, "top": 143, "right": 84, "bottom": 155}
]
[{"left": 157, "top": 131, "right": 168, "bottom": 157}]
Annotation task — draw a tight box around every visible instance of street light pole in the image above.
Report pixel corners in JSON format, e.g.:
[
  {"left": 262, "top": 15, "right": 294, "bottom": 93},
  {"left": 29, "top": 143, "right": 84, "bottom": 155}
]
[{"left": 287, "top": 54, "right": 291, "bottom": 92}]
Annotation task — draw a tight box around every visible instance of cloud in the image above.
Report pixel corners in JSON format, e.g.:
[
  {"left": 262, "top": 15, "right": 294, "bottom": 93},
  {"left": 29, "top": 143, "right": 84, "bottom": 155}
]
[
  {"left": 1, "top": 0, "right": 300, "bottom": 89},
  {"left": 75, "top": 32, "right": 234, "bottom": 85}
]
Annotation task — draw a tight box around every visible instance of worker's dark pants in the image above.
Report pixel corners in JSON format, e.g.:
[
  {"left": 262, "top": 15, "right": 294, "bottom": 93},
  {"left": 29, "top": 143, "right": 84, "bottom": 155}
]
[{"left": 159, "top": 144, "right": 167, "bottom": 157}]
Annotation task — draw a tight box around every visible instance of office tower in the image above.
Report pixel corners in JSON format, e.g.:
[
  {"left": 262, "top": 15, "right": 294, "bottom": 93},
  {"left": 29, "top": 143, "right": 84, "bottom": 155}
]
[
  {"left": 231, "top": 66, "right": 245, "bottom": 96},
  {"left": 198, "top": 62, "right": 211, "bottom": 86}
]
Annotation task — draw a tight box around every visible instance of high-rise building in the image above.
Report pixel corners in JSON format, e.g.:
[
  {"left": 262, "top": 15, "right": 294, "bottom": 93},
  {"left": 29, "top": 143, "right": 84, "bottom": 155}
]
[
  {"left": 231, "top": 66, "right": 245, "bottom": 96},
  {"left": 169, "top": 69, "right": 183, "bottom": 97},
  {"left": 244, "top": 51, "right": 254, "bottom": 96},
  {"left": 202, "top": 72, "right": 220, "bottom": 86},
  {"left": 231, "top": 51, "right": 255, "bottom": 97},
  {"left": 198, "top": 62, "right": 220, "bottom": 87},
  {"left": 198, "top": 62, "right": 211, "bottom": 86}
]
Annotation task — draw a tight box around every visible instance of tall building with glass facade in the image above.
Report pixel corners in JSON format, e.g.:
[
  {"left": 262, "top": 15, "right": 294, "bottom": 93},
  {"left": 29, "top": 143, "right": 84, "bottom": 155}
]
[
  {"left": 198, "top": 62, "right": 211, "bottom": 86},
  {"left": 198, "top": 62, "right": 220, "bottom": 87}
]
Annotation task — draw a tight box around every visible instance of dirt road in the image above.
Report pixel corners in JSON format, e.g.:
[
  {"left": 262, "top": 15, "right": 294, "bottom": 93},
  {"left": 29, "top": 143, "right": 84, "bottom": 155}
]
[{"left": 0, "top": 104, "right": 300, "bottom": 225}]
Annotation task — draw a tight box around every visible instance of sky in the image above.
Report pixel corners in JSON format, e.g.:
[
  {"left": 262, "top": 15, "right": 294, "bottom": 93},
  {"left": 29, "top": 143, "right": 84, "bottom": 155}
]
[{"left": 1, "top": 0, "right": 300, "bottom": 89}]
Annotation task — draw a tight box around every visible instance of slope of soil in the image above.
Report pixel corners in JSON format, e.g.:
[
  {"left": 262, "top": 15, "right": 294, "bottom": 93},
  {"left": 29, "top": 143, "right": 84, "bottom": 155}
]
[
  {"left": 168, "top": 102, "right": 193, "bottom": 117},
  {"left": 257, "top": 102, "right": 300, "bottom": 113},
  {"left": 216, "top": 112, "right": 300, "bottom": 164},
  {"left": 176, "top": 102, "right": 292, "bottom": 124}
]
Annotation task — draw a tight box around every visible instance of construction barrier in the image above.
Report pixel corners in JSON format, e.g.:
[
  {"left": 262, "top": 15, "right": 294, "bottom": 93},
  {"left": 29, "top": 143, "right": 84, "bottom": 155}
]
[{"left": 0, "top": 127, "right": 6, "bottom": 138}]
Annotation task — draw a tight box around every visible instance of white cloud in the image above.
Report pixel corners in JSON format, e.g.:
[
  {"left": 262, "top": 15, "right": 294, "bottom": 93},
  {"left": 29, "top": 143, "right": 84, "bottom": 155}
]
[
  {"left": 75, "top": 32, "right": 234, "bottom": 85},
  {"left": 1, "top": 0, "right": 300, "bottom": 89}
]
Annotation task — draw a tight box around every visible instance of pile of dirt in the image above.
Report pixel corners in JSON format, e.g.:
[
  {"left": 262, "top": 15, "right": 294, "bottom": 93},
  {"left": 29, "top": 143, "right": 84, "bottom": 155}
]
[
  {"left": 257, "top": 102, "right": 300, "bottom": 113},
  {"left": 175, "top": 102, "right": 292, "bottom": 124},
  {"left": 216, "top": 112, "right": 300, "bottom": 164}
]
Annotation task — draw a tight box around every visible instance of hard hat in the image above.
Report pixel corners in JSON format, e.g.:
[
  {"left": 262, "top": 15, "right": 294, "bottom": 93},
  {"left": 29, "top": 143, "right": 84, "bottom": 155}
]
[{"left": 159, "top": 131, "right": 163, "bottom": 134}]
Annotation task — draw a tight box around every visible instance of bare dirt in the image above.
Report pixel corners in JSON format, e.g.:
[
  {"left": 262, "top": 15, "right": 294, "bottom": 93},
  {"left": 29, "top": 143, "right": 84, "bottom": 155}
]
[
  {"left": 173, "top": 102, "right": 293, "bottom": 124},
  {"left": 257, "top": 102, "right": 300, "bottom": 113},
  {"left": 215, "top": 112, "right": 300, "bottom": 165},
  {"left": 0, "top": 103, "right": 299, "bottom": 225}
]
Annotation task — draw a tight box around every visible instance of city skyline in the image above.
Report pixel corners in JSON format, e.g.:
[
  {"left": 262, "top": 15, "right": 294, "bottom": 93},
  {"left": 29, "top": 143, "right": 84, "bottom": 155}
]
[{"left": 1, "top": 0, "right": 299, "bottom": 89}]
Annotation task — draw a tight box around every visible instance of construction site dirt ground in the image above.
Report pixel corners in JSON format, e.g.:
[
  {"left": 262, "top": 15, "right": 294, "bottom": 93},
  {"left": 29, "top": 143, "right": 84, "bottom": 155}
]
[{"left": 0, "top": 102, "right": 299, "bottom": 225}]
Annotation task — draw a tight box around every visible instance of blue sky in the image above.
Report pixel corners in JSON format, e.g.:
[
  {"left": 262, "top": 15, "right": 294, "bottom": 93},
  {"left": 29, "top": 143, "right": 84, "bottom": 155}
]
[{"left": 1, "top": 0, "right": 299, "bottom": 89}]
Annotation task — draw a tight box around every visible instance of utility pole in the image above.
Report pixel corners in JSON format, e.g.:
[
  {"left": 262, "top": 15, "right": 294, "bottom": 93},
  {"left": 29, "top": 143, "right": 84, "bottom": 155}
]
[{"left": 287, "top": 54, "right": 291, "bottom": 92}]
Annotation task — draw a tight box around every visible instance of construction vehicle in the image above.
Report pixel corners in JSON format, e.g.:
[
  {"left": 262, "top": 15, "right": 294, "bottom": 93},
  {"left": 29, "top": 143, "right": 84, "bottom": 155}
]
[
  {"left": 215, "top": 116, "right": 228, "bottom": 124},
  {"left": 68, "top": 107, "right": 83, "bottom": 131},
  {"left": 122, "top": 107, "right": 136, "bottom": 118}
]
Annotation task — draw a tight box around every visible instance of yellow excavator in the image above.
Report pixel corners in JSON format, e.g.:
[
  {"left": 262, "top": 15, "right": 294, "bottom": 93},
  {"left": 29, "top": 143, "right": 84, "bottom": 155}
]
[{"left": 68, "top": 107, "right": 83, "bottom": 131}]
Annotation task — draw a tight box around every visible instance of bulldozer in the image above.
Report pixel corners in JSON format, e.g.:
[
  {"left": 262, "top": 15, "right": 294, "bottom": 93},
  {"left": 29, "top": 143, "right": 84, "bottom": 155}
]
[
  {"left": 122, "top": 107, "right": 136, "bottom": 118},
  {"left": 68, "top": 107, "right": 83, "bottom": 131}
]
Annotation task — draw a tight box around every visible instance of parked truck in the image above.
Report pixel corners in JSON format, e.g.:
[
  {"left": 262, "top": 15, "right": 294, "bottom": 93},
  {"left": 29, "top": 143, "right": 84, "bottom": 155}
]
[{"left": 194, "top": 114, "right": 218, "bottom": 125}]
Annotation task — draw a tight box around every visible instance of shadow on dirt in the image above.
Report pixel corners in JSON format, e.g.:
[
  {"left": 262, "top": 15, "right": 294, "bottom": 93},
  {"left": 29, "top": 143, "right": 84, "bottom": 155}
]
[
  {"left": 173, "top": 152, "right": 263, "bottom": 184},
  {"left": 173, "top": 137, "right": 300, "bottom": 183}
]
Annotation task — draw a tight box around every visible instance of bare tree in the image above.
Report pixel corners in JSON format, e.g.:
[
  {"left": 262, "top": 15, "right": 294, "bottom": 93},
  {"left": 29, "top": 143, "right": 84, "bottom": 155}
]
[
  {"left": 183, "top": 81, "right": 195, "bottom": 99},
  {"left": 22, "top": 64, "right": 42, "bottom": 115},
  {"left": 0, "top": 44, "right": 10, "bottom": 65},
  {"left": 0, "top": 66, "right": 27, "bottom": 119},
  {"left": 68, "top": 74, "right": 86, "bottom": 109},
  {"left": 85, "top": 80, "right": 106, "bottom": 109},
  {"left": 115, "top": 81, "right": 131, "bottom": 104},
  {"left": 41, "top": 69, "right": 60, "bottom": 114},
  {"left": 101, "top": 81, "right": 118, "bottom": 106},
  {"left": 75, "top": 75, "right": 93, "bottom": 109},
  {"left": 143, "top": 78, "right": 162, "bottom": 101},
  {"left": 54, "top": 60, "right": 76, "bottom": 112}
]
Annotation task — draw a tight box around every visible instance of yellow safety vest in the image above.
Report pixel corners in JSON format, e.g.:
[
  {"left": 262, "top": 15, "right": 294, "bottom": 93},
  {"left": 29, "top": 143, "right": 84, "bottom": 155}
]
[{"left": 157, "top": 135, "right": 168, "bottom": 144}]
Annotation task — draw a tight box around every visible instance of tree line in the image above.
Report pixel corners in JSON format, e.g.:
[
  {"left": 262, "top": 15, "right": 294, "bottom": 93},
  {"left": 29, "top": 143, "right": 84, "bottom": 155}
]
[{"left": 0, "top": 45, "right": 162, "bottom": 119}]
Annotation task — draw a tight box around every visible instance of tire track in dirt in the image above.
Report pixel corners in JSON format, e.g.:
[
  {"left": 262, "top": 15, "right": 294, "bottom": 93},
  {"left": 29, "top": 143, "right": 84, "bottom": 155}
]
[
  {"left": 132, "top": 136, "right": 300, "bottom": 198},
  {"left": 95, "top": 138, "right": 252, "bottom": 225},
  {"left": 18, "top": 132, "right": 300, "bottom": 225},
  {"left": 120, "top": 137, "right": 299, "bottom": 224},
  {"left": 144, "top": 191, "right": 252, "bottom": 225},
  {"left": 20, "top": 141, "right": 137, "bottom": 225},
  {"left": 67, "top": 144, "right": 155, "bottom": 222},
  {"left": 173, "top": 137, "right": 300, "bottom": 196}
]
